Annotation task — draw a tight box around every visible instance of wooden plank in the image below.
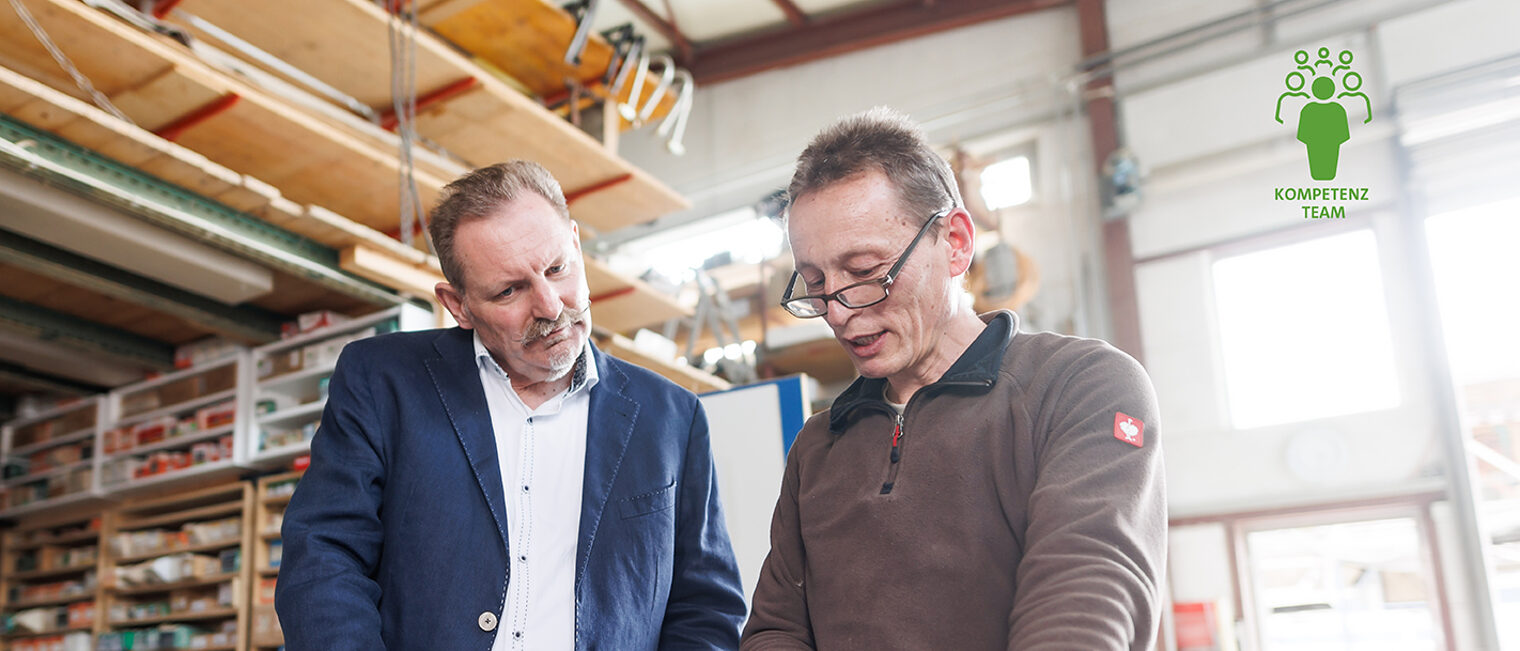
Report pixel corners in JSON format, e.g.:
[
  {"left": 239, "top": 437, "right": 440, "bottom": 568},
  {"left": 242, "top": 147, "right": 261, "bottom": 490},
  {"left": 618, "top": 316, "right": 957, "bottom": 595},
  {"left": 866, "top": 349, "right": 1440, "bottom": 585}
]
[
  {"left": 0, "top": 61, "right": 433, "bottom": 285},
  {"left": 166, "top": 0, "right": 688, "bottom": 231},
  {"left": 584, "top": 259, "right": 689, "bottom": 333},
  {"left": 593, "top": 329, "right": 729, "bottom": 394},
  {"left": 421, "top": 0, "right": 678, "bottom": 129},
  {"left": 0, "top": 0, "right": 450, "bottom": 232},
  {"left": 340, "top": 244, "right": 445, "bottom": 299}
]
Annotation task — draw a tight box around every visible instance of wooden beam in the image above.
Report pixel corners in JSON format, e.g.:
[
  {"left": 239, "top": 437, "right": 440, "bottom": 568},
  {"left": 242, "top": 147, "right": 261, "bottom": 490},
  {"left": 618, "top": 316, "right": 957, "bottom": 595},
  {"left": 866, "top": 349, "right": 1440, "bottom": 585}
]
[
  {"left": 1075, "top": 0, "right": 1143, "bottom": 363},
  {"left": 340, "top": 244, "right": 445, "bottom": 299},
  {"left": 770, "top": 0, "right": 808, "bottom": 27},
  {"left": 687, "top": 0, "right": 1068, "bottom": 84},
  {"left": 593, "top": 329, "right": 730, "bottom": 394},
  {"left": 613, "top": 0, "right": 692, "bottom": 61}
]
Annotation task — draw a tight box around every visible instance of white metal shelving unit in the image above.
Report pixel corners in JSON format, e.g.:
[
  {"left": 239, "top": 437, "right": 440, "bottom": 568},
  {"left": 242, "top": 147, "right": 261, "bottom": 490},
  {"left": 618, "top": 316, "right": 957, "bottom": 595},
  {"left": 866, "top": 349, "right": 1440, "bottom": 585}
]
[
  {"left": 245, "top": 304, "right": 431, "bottom": 466},
  {"left": 0, "top": 397, "right": 105, "bottom": 517}
]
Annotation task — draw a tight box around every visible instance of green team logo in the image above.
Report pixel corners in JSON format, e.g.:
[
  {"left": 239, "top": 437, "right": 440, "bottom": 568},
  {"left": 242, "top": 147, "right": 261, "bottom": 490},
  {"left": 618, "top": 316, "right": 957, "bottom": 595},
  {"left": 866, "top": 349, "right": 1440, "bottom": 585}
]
[{"left": 1275, "top": 47, "right": 1371, "bottom": 181}]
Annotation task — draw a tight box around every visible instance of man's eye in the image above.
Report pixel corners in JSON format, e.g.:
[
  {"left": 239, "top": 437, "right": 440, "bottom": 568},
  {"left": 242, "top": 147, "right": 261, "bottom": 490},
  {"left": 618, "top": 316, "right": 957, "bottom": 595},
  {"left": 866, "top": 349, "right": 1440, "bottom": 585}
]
[
  {"left": 499, "top": 286, "right": 516, "bottom": 298},
  {"left": 547, "top": 264, "right": 566, "bottom": 275},
  {"left": 850, "top": 268, "right": 877, "bottom": 279}
]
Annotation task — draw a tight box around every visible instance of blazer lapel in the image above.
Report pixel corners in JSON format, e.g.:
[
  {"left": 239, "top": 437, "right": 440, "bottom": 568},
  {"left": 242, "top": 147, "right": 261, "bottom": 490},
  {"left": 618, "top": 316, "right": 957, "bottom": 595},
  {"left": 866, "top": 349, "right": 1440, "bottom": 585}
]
[
  {"left": 425, "top": 328, "right": 510, "bottom": 554},
  {"left": 576, "top": 344, "right": 638, "bottom": 592}
]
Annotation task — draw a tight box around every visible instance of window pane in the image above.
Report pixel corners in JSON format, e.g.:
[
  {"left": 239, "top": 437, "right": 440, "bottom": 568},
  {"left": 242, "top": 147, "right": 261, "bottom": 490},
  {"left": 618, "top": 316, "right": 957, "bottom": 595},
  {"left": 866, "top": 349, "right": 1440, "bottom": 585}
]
[
  {"left": 1248, "top": 517, "right": 1439, "bottom": 651},
  {"left": 1425, "top": 197, "right": 1520, "bottom": 648},
  {"left": 1212, "top": 230, "right": 1400, "bottom": 429},
  {"left": 979, "top": 156, "right": 1033, "bottom": 210}
]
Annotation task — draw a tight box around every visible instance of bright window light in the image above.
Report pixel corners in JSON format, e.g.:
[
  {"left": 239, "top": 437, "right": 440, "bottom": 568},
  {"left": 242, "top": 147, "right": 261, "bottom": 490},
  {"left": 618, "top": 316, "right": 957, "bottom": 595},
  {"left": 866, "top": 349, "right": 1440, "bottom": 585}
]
[
  {"left": 979, "top": 156, "right": 1033, "bottom": 210},
  {"left": 628, "top": 207, "right": 785, "bottom": 285},
  {"left": 1212, "top": 230, "right": 1400, "bottom": 429},
  {"left": 1425, "top": 197, "right": 1520, "bottom": 385}
]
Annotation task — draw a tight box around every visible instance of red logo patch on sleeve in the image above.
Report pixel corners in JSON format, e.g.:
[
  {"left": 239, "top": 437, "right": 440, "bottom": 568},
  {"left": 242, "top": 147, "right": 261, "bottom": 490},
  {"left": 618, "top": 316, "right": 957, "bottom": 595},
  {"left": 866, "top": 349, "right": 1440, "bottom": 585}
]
[{"left": 1114, "top": 412, "right": 1144, "bottom": 447}]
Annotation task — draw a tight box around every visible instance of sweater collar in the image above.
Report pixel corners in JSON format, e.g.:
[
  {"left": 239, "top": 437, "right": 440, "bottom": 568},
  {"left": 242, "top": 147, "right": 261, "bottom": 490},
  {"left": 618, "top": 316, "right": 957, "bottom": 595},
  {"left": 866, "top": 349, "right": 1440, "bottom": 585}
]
[{"left": 827, "top": 310, "right": 1017, "bottom": 433}]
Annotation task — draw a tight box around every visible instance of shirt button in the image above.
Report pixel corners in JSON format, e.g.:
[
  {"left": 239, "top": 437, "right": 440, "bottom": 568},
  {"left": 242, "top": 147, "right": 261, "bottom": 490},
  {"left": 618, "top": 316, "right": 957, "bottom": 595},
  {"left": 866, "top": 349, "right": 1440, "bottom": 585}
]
[
  {"left": 514, "top": 631, "right": 523, "bottom": 639},
  {"left": 522, "top": 485, "right": 529, "bottom": 493},
  {"left": 519, "top": 554, "right": 527, "bottom": 562},
  {"left": 478, "top": 611, "right": 497, "bottom": 632}
]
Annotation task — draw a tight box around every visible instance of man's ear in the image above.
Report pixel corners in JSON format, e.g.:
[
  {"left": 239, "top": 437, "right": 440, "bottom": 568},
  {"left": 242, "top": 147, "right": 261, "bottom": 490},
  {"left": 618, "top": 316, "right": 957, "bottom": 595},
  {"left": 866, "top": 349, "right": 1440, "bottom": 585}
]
[
  {"left": 434, "top": 281, "right": 474, "bottom": 329},
  {"left": 943, "top": 208, "right": 977, "bottom": 277},
  {"left": 570, "top": 219, "right": 581, "bottom": 252}
]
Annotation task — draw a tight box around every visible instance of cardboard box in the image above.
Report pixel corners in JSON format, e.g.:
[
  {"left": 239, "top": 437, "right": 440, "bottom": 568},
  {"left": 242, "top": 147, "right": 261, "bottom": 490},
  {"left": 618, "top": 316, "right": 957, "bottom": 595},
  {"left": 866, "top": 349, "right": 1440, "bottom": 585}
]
[{"left": 250, "top": 603, "right": 284, "bottom": 647}]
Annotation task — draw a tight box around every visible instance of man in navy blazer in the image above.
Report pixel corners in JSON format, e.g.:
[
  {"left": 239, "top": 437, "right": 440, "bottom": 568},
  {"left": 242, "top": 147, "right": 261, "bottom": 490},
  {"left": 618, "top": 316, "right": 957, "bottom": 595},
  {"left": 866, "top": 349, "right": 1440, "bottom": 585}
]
[{"left": 274, "top": 160, "right": 746, "bottom": 650}]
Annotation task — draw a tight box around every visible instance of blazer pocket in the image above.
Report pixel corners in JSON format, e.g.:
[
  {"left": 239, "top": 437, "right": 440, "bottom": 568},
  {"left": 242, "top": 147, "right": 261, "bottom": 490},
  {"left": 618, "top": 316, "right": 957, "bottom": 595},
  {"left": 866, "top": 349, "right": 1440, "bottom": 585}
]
[{"left": 618, "top": 480, "right": 677, "bottom": 519}]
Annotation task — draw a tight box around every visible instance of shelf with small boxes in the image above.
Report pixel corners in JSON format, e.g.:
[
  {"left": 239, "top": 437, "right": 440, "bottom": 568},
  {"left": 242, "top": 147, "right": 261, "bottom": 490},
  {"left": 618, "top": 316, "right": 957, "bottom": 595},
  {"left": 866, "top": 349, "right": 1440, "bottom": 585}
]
[
  {"left": 100, "top": 355, "right": 245, "bottom": 493},
  {"left": 247, "top": 304, "right": 431, "bottom": 465},
  {"left": 0, "top": 399, "right": 104, "bottom": 517},
  {"left": 0, "top": 512, "right": 102, "bottom": 651},
  {"left": 99, "top": 482, "right": 252, "bottom": 651},
  {"left": 248, "top": 470, "right": 301, "bottom": 650}
]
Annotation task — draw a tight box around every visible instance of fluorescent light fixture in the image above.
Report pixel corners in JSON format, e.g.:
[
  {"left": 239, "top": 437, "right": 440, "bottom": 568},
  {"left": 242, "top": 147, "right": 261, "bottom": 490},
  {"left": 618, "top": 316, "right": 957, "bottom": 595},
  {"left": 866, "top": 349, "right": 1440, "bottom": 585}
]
[{"left": 0, "top": 166, "right": 273, "bottom": 303}]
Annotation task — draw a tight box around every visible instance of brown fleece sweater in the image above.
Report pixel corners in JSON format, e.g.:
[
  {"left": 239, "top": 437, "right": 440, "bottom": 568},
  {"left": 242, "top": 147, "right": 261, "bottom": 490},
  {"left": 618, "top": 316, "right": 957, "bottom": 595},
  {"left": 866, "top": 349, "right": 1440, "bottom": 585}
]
[{"left": 742, "top": 311, "right": 1166, "bottom": 650}]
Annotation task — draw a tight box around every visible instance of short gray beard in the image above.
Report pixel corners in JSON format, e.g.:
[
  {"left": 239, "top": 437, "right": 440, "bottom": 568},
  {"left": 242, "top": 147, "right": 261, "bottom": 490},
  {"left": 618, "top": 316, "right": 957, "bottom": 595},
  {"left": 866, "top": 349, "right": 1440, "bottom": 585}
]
[{"left": 527, "top": 303, "right": 590, "bottom": 380}]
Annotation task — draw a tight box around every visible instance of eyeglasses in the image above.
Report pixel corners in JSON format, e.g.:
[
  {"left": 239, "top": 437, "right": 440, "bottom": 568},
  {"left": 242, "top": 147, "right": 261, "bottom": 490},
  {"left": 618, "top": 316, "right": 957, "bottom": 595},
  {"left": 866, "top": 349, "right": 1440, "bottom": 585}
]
[{"left": 780, "top": 210, "right": 947, "bottom": 318}]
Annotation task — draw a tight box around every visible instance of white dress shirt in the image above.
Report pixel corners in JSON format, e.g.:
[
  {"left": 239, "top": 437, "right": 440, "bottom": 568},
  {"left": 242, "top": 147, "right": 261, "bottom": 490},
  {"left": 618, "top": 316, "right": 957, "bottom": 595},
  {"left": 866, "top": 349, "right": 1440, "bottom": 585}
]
[{"left": 475, "top": 332, "right": 599, "bottom": 651}]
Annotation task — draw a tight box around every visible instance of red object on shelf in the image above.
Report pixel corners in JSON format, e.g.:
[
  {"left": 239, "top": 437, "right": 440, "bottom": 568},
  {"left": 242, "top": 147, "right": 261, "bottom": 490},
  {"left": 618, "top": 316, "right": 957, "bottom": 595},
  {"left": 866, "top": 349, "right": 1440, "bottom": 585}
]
[
  {"left": 292, "top": 455, "right": 311, "bottom": 472},
  {"left": 1173, "top": 601, "right": 1219, "bottom": 650}
]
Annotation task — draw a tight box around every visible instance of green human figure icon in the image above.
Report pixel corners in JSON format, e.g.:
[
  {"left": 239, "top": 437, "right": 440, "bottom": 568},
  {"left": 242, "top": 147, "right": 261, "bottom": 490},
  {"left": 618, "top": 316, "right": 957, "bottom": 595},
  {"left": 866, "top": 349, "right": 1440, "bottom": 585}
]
[
  {"left": 1339, "top": 71, "right": 1372, "bottom": 124},
  {"left": 1298, "top": 77, "right": 1349, "bottom": 180},
  {"left": 1276, "top": 71, "right": 1309, "bottom": 124},
  {"left": 1279, "top": 47, "right": 1369, "bottom": 181}
]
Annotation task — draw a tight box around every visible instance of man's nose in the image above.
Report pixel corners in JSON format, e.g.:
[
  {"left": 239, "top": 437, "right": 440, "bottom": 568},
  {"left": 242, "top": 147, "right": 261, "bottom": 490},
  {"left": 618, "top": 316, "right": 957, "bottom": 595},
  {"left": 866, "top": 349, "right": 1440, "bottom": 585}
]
[
  {"left": 823, "top": 298, "right": 852, "bottom": 331},
  {"left": 529, "top": 280, "right": 562, "bottom": 320}
]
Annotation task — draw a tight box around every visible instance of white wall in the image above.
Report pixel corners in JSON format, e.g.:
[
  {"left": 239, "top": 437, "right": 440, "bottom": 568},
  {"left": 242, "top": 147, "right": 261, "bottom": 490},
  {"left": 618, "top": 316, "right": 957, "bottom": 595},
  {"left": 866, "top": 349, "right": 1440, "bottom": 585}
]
[
  {"left": 619, "top": 7, "right": 1115, "bottom": 336},
  {"left": 1116, "top": 0, "right": 1520, "bottom": 513},
  {"left": 1116, "top": 1, "right": 1520, "bottom": 647},
  {"left": 622, "top": 8, "right": 1084, "bottom": 225}
]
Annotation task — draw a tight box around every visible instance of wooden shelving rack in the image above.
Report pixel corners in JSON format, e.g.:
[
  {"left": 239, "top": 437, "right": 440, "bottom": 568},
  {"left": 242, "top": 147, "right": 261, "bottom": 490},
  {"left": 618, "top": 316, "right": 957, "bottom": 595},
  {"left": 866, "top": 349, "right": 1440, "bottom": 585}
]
[
  {"left": 97, "top": 481, "right": 254, "bottom": 651},
  {"left": 247, "top": 471, "right": 301, "bottom": 650},
  {"left": 0, "top": 510, "right": 103, "bottom": 651}
]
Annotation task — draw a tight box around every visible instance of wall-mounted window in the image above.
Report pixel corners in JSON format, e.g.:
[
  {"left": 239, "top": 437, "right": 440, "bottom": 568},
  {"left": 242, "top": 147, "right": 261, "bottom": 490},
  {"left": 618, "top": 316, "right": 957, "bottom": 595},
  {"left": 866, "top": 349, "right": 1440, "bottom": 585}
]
[
  {"left": 978, "top": 155, "right": 1034, "bottom": 211},
  {"left": 1212, "top": 229, "right": 1400, "bottom": 429}
]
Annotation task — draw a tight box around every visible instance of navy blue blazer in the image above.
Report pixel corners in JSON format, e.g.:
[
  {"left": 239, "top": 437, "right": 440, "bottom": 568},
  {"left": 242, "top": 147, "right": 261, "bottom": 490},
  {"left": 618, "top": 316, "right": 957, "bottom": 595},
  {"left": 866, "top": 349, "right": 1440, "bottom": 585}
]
[{"left": 274, "top": 327, "right": 745, "bottom": 650}]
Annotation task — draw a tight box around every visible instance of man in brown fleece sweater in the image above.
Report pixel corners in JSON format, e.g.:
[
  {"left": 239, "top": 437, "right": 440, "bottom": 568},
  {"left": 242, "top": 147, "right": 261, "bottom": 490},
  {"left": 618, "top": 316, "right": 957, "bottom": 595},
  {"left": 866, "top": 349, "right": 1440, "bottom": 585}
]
[{"left": 741, "top": 107, "right": 1166, "bottom": 650}]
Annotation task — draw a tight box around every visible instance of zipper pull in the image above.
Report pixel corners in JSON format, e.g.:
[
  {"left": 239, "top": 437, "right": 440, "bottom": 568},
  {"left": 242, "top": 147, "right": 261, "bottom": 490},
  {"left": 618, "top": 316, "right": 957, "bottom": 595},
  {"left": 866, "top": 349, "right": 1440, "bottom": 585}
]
[{"left": 890, "top": 414, "right": 903, "bottom": 463}]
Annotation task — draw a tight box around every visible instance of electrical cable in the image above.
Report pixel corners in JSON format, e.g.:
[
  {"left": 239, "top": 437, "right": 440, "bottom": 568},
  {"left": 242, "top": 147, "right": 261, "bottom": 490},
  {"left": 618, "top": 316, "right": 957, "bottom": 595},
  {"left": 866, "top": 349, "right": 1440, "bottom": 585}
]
[{"left": 8, "top": 0, "right": 133, "bottom": 124}]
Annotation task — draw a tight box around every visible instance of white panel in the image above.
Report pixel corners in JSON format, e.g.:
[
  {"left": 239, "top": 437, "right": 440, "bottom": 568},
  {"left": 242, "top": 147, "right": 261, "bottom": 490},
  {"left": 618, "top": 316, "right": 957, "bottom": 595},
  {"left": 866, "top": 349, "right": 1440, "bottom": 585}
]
[
  {"left": 1135, "top": 253, "right": 1227, "bottom": 437},
  {"left": 590, "top": 0, "right": 672, "bottom": 53},
  {"left": 621, "top": 8, "right": 1082, "bottom": 223},
  {"left": 1103, "top": 0, "right": 1255, "bottom": 52},
  {"left": 1169, "top": 523, "right": 1234, "bottom": 605},
  {"left": 1378, "top": 0, "right": 1520, "bottom": 88},
  {"left": 792, "top": 0, "right": 869, "bottom": 15},
  {"left": 701, "top": 382, "right": 791, "bottom": 604},
  {"left": 1121, "top": 34, "right": 1370, "bottom": 173},
  {"left": 666, "top": 0, "right": 785, "bottom": 41},
  {"left": 0, "top": 168, "right": 274, "bottom": 303},
  {"left": 1166, "top": 409, "right": 1441, "bottom": 517},
  {"left": 1128, "top": 130, "right": 1401, "bottom": 259}
]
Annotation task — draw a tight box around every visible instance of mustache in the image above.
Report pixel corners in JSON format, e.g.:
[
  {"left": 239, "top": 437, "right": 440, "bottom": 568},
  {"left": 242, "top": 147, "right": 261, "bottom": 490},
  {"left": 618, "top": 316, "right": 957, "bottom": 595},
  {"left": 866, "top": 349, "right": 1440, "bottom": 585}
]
[{"left": 519, "top": 303, "right": 590, "bottom": 345}]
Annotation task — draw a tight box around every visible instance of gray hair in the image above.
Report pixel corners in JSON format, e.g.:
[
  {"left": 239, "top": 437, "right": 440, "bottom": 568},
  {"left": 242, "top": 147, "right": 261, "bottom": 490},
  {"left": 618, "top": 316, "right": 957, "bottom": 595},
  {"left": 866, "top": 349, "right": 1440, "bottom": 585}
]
[
  {"left": 787, "top": 107, "right": 961, "bottom": 230},
  {"left": 428, "top": 160, "right": 570, "bottom": 289}
]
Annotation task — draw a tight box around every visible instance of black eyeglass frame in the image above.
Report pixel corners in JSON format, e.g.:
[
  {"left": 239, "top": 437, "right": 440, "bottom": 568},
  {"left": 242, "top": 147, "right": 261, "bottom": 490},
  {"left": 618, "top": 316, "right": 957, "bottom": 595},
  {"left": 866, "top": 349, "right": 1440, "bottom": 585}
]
[{"left": 780, "top": 210, "right": 949, "bottom": 318}]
